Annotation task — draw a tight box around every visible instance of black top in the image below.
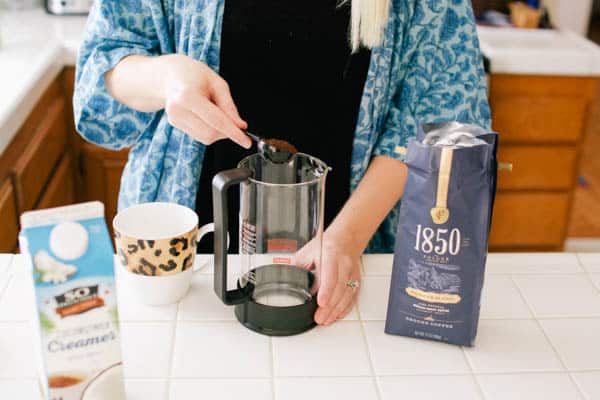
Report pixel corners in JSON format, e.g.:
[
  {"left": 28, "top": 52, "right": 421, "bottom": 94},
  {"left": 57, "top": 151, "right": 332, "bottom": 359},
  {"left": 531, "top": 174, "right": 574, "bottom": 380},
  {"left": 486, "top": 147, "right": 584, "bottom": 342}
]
[{"left": 196, "top": 0, "right": 371, "bottom": 252}]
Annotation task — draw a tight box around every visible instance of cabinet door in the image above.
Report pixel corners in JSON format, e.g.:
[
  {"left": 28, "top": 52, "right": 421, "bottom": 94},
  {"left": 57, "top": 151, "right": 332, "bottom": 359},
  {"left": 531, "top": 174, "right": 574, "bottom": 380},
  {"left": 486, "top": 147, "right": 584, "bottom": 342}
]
[
  {"left": 13, "top": 97, "right": 67, "bottom": 212},
  {"left": 79, "top": 144, "right": 128, "bottom": 235},
  {"left": 38, "top": 153, "right": 75, "bottom": 209},
  {"left": 0, "top": 179, "right": 19, "bottom": 253},
  {"left": 489, "top": 192, "right": 570, "bottom": 250},
  {"left": 497, "top": 146, "right": 577, "bottom": 190},
  {"left": 490, "top": 75, "right": 597, "bottom": 144}
]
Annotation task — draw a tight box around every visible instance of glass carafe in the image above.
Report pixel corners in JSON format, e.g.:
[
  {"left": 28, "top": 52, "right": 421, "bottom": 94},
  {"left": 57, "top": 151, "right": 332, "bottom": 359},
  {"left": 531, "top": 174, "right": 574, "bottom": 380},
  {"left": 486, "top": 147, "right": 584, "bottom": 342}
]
[{"left": 212, "top": 153, "right": 329, "bottom": 336}]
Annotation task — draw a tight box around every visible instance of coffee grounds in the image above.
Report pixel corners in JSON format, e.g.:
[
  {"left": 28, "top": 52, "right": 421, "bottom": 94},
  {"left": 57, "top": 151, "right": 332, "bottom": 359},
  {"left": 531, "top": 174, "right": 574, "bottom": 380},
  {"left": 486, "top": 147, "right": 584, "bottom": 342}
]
[{"left": 264, "top": 139, "right": 298, "bottom": 155}]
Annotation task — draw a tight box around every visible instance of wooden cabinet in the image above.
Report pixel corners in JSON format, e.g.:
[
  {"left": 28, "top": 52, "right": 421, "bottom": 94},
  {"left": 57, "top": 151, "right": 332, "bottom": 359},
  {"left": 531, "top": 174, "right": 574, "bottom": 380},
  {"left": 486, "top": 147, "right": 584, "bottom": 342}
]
[
  {"left": 0, "top": 74, "right": 75, "bottom": 249},
  {"left": 496, "top": 146, "right": 577, "bottom": 190},
  {"left": 79, "top": 144, "right": 128, "bottom": 235},
  {"left": 38, "top": 154, "right": 75, "bottom": 209},
  {"left": 490, "top": 192, "right": 570, "bottom": 248},
  {"left": 489, "top": 74, "right": 598, "bottom": 251},
  {"left": 13, "top": 97, "right": 67, "bottom": 212},
  {"left": 0, "top": 179, "right": 18, "bottom": 252}
]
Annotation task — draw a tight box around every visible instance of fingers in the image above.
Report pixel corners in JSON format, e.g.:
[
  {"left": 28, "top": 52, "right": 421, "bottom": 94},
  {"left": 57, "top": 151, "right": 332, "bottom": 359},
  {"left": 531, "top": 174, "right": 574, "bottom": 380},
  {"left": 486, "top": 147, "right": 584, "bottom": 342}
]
[
  {"left": 323, "top": 282, "right": 358, "bottom": 325},
  {"left": 316, "top": 251, "right": 339, "bottom": 308},
  {"left": 165, "top": 104, "right": 221, "bottom": 144},
  {"left": 292, "top": 239, "right": 317, "bottom": 270},
  {"left": 314, "top": 285, "right": 358, "bottom": 326},
  {"left": 208, "top": 76, "right": 247, "bottom": 129},
  {"left": 192, "top": 95, "right": 251, "bottom": 148},
  {"left": 168, "top": 87, "right": 251, "bottom": 149},
  {"left": 316, "top": 268, "right": 357, "bottom": 325},
  {"left": 315, "top": 258, "right": 353, "bottom": 324},
  {"left": 319, "top": 256, "right": 352, "bottom": 311},
  {"left": 339, "top": 302, "right": 356, "bottom": 320}
]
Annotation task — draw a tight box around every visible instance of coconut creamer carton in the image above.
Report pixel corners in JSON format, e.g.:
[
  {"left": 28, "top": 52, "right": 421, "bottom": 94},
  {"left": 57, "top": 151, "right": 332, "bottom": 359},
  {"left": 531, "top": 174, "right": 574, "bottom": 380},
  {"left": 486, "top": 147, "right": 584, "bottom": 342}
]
[{"left": 19, "top": 202, "right": 125, "bottom": 400}]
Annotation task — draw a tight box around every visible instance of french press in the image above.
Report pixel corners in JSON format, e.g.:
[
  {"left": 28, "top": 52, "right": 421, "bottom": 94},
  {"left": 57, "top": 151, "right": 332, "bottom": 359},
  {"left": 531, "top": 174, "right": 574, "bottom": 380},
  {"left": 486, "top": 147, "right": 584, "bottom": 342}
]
[{"left": 212, "top": 152, "right": 329, "bottom": 336}]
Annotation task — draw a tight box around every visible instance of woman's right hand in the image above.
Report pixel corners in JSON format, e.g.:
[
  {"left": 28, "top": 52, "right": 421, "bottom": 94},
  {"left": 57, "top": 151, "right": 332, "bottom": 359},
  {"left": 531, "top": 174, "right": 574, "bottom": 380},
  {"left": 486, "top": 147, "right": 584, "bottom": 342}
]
[{"left": 159, "top": 54, "right": 251, "bottom": 148}]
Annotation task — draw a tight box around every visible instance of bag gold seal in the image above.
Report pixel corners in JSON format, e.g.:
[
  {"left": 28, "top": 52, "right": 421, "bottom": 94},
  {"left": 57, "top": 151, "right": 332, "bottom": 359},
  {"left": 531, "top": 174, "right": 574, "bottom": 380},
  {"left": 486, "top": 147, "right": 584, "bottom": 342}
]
[{"left": 431, "top": 147, "right": 453, "bottom": 224}]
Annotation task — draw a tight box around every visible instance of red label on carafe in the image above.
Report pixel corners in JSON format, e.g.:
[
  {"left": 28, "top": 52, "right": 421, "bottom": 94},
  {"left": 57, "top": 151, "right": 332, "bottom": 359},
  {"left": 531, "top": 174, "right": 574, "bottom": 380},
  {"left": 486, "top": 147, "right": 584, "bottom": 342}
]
[{"left": 267, "top": 238, "right": 298, "bottom": 253}]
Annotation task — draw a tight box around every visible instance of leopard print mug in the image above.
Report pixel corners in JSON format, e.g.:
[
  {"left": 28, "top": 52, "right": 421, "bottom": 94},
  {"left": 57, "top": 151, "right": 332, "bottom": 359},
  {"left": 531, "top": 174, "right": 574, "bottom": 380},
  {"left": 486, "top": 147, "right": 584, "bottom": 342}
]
[
  {"left": 113, "top": 202, "right": 213, "bottom": 277},
  {"left": 113, "top": 203, "right": 216, "bottom": 305}
]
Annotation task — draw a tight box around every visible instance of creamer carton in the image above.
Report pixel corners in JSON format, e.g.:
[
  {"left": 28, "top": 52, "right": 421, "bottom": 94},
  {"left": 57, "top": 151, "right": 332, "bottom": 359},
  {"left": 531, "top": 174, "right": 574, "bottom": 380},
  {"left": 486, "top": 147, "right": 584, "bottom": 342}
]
[{"left": 19, "top": 202, "right": 125, "bottom": 400}]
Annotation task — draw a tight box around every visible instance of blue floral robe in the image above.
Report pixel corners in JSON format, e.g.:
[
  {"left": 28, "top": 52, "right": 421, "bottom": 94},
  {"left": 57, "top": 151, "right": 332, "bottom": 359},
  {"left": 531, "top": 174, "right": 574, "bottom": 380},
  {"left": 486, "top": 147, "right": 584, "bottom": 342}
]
[{"left": 74, "top": 0, "right": 491, "bottom": 252}]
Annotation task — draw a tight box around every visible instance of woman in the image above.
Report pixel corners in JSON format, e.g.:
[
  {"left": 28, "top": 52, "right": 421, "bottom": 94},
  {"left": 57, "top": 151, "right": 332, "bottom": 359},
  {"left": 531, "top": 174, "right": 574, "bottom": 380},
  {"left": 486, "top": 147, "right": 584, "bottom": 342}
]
[{"left": 74, "top": 0, "right": 490, "bottom": 325}]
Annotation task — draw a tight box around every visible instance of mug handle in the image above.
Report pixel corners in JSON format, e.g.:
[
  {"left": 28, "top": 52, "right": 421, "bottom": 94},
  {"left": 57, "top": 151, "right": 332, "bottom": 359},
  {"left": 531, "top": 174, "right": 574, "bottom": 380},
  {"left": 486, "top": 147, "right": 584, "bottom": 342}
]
[{"left": 192, "top": 223, "right": 230, "bottom": 273}]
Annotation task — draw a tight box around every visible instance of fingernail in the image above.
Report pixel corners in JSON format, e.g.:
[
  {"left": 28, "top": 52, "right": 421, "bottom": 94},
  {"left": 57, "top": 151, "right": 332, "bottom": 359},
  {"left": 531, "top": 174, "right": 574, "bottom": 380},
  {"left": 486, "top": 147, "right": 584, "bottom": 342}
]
[
  {"left": 315, "top": 310, "right": 325, "bottom": 325},
  {"left": 318, "top": 295, "right": 329, "bottom": 308}
]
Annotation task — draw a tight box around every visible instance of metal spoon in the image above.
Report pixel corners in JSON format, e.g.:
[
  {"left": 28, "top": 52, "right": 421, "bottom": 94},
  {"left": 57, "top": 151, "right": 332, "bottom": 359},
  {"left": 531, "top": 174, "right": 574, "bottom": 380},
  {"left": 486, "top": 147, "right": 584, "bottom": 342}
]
[{"left": 246, "top": 131, "right": 297, "bottom": 164}]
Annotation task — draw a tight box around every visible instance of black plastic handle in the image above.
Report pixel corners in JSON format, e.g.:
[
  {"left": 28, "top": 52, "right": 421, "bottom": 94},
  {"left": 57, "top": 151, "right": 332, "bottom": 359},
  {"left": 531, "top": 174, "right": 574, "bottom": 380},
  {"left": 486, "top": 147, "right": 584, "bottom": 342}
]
[{"left": 212, "top": 167, "right": 252, "bottom": 305}]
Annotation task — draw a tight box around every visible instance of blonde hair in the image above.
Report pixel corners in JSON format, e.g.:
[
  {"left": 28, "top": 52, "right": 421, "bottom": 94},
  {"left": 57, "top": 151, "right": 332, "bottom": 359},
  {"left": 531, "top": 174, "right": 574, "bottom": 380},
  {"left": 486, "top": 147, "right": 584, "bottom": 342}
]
[{"left": 350, "top": 0, "right": 391, "bottom": 51}]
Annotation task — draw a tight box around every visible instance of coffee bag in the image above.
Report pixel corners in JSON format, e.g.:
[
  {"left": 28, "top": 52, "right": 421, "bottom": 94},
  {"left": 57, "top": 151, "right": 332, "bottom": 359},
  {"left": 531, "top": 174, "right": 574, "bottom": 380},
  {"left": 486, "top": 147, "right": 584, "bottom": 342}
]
[{"left": 385, "top": 122, "right": 498, "bottom": 346}]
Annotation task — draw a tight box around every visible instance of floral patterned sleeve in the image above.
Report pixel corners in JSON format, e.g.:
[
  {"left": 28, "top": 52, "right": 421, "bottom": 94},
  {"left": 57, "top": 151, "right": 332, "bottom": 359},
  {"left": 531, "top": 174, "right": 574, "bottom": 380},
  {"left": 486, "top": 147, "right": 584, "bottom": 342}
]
[
  {"left": 373, "top": 0, "right": 492, "bottom": 161},
  {"left": 73, "top": 0, "right": 163, "bottom": 150}
]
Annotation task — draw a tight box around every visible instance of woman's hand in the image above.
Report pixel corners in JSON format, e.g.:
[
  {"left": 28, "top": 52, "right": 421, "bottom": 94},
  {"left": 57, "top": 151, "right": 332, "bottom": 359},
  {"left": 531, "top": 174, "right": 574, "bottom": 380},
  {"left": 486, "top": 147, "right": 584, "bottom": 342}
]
[
  {"left": 294, "top": 229, "right": 362, "bottom": 325},
  {"left": 160, "top": 54, "right": 251, "bottom": 148},
  {"left": 294, "top": 156, "right": 409, "bottom": 326},
  {"left": 314, "top": 229, "right": 362, "bottom": 325},
  {"left": 106, "top": 54, "right": 251, "bottom": 148}
]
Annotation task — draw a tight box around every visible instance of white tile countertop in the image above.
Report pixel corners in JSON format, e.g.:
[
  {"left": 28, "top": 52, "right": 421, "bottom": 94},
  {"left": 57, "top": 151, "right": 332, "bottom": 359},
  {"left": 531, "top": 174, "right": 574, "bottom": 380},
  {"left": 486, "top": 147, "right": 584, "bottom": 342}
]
[
  {"left": 477, "top": 26, "right": 600, "bottom": 77},
  {"left": 0, "top": 253, "right": 600, "bottom": 400},
  {"left": 3, "top": 8, "right": 600, "bottom": 156},
  {"left": 0, "top": 8, "right": 86, "bottom": 155}
]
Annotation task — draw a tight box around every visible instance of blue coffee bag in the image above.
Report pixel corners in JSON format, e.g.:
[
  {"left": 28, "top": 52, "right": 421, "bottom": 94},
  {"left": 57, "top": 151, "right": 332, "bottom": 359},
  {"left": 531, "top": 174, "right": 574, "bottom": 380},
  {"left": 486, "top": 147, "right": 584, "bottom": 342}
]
[{"left": 385, "top": 123, "right": 498, "bottom": 346}]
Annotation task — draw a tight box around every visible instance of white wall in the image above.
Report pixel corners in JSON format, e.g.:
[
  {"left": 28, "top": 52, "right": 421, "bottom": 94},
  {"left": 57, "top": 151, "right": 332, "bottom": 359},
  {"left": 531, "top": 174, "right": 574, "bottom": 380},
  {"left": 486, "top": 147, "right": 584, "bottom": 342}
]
[{"left": 543, "top": 0, "right": 594, "bottom": 35}]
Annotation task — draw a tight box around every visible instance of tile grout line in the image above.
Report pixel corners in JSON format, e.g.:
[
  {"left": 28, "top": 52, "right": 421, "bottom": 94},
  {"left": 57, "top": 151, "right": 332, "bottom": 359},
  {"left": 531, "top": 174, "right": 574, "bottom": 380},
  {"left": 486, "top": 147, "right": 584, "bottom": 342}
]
[
  {"left": 354, "top": 288, "right": 383, "bottom": 399},
  {"left": 568, "top": 371, "right": 591, "bottom": 400},
  {"left": 74, "top": 369, "right": 600, "bottom": 380},
  {"left": 269, "top": 337, "right": 275, "bottom": 400},
  {"left": 573, "top": 254, "right": 599, "bottom": 400},
  {"left": 509, "top": 274, "right": 587, "bottom": 398},
  {"left": 471, "top": 374, "right": 488, "bottom": 400},
  {"left": 355, "top": 291, "right": 380, "bottom": 399},
  {"left": 575, "top": 253, "right": 600, "bottom": 295},
  {"left": 184, "top": 315, "right": 600, "bottom": 323},
  {"left": 509, "top": 274, "right": 564, "bottom": 363},
  {"left": 356, "top": 318, "right": 383, "bottom": 400},
  {"left": 165, "top": 299, "right": 182, "bottom": 400},
  {"left": 0, "top": 255, "right": 14, "bottom": 301},
  {"left": 588, "top": 271, "right": 600, "bottom": 293},
  {"left": 459, "top": 346, "right": 487, "bottom": 399}
]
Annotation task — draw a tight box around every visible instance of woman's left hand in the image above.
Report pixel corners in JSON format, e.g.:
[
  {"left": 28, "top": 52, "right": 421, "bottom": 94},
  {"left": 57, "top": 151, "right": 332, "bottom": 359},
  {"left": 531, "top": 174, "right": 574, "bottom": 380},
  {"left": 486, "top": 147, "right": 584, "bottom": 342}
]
[
  {"left": 295, "top": 229, "right": 362, "bottom": 325},
  {"left": 316, "top": 230, "right": 362, "bottom": 325}
]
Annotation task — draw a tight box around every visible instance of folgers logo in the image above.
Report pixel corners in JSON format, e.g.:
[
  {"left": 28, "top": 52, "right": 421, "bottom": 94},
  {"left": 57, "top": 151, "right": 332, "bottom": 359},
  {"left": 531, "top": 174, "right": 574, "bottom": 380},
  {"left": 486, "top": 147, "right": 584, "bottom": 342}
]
[{"left": 54, "top": 285, "right": 105, "bottom": 318}]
